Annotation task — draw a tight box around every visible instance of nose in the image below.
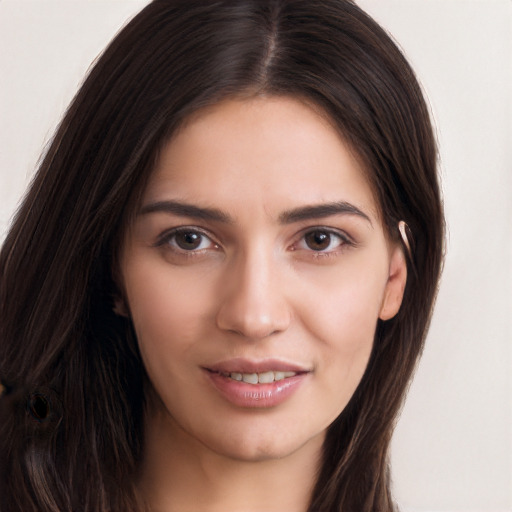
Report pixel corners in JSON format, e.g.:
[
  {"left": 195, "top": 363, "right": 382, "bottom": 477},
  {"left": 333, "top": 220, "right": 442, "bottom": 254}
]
[{"left": 215, "top": 247, "right": 291, "bottom": 340}]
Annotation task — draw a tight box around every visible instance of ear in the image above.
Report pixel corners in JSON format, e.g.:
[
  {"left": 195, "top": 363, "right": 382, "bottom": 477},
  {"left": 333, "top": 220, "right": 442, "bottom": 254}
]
[{"left": 379, "top": 244, "right": 408, "bottom": 321}]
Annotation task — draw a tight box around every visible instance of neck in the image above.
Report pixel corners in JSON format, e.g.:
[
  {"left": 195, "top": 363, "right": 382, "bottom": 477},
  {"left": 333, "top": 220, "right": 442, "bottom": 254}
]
[{"left": 136, "top": 405, "right": 323, "bottom": 512}]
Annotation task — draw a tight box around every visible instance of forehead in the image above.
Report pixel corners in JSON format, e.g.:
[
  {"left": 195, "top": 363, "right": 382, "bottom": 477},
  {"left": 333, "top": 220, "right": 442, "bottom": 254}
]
[{"left": 143, "top": 96, "right": 380, "bottom": 222}]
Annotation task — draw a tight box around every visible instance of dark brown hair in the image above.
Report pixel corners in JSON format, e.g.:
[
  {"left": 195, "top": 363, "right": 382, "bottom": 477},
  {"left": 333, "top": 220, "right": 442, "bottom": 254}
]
[{"left": 0, "top": 1, "right": 444, "bottom": 510}]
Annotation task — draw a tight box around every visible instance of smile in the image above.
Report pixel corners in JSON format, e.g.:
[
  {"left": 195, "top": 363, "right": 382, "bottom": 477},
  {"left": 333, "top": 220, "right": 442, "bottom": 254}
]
[
  {"left": 219, "top": 370, "right": 297, "bottom": 384},
  {"left": 204, "top": 361, "right": 309, "bottom": 408}
]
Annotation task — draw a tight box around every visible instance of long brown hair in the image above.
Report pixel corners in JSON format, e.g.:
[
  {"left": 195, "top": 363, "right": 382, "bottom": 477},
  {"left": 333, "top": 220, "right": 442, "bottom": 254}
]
[{"left": 0, "top": 1, "right": 444, "bottom": 511}]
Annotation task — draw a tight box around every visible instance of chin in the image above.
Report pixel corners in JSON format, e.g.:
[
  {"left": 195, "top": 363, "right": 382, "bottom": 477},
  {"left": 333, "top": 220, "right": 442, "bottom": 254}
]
[{"left": 198, "top": 424, "right": 325, "bottom": 463}]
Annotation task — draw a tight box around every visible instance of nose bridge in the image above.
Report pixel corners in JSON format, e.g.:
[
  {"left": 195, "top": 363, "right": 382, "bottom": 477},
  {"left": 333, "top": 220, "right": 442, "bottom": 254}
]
[{"left": 216, "top": 241, "right": 290, "bottom": 339}]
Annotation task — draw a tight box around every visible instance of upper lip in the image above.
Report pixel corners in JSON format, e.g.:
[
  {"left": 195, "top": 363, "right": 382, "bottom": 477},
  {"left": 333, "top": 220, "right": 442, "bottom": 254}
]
[{"left": 205, "top": 358, "right": 311, "bottom": 374}]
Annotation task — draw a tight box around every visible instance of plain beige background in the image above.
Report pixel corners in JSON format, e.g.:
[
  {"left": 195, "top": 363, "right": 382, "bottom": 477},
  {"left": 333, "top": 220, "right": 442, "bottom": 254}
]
[{"left": 1, "top": 1, "right": 511, "bottom": 511}]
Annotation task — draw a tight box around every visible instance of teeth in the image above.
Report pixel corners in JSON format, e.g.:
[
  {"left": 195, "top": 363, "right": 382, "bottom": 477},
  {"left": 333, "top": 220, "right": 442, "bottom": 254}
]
[
  {"left": 242, "top": 373, "right": 259, "bottom": 384},
  {"left": 258, "top": 371, "right": 274, "bottom": 384},
  {"left": 223, "top": 370, "right": 297, "bottom": 384}
]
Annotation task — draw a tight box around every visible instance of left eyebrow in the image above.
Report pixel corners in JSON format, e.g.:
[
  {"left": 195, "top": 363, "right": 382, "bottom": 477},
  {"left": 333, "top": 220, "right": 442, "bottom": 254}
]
[{"left": 279, "top": 201, "right": 372, "bottom": 225}]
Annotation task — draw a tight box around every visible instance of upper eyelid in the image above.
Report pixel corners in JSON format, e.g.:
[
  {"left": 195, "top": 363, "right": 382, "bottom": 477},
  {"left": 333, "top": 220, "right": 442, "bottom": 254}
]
[
  {"left": 153, "top": 224, "right": 354, "bottom": 248},
  {"left": 289, "top": 228, "right": 354, "bottom": 256},
  {"left": 296, "top": 226, "right": 354, "bottom": 243},
  {"left": 155, "top": 226, "right": 217, "bottom": 247}
]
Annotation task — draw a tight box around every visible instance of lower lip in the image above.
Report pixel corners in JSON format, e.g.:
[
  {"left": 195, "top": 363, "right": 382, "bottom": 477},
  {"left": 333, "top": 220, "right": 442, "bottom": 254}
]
[{"left": 205, "top": 371, "right": 308, "bottom": 408}]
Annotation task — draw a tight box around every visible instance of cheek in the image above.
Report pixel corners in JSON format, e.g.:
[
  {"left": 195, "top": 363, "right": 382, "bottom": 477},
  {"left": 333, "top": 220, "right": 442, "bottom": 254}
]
[
  {"left": 122, "top": 258, "right": 214, "bottom": 361},
  {"left": 293, "top": 262, "right": 388, "bottom": 409},
  {"left": 296, "top": 260, "right": 387, "bottom": 350},
  {"left": 313, "top": 283, "right": 378, "bottom": 377}
]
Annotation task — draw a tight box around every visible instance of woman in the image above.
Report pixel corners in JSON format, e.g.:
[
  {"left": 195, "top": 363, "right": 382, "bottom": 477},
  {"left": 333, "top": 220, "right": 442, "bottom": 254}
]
[{"left": 0, "top": 1, "right": 444, "bottom": 511}]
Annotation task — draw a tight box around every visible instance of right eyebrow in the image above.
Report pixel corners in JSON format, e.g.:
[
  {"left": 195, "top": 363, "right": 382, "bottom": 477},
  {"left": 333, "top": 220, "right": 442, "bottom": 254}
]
[{"left": 138, "top": 200, "right": 234, "bottom": 224}]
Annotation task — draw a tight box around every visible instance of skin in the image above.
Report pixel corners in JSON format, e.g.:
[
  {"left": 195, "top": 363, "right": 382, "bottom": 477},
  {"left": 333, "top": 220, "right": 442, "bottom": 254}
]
[{"left": 118, "top": 96, "right": 407, "bottom": 512}]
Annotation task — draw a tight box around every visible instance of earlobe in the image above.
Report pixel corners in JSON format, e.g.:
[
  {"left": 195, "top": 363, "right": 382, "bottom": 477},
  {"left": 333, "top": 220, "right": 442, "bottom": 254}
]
[{"left": 379, "top": 245, "right": 407, "bottom": 321}]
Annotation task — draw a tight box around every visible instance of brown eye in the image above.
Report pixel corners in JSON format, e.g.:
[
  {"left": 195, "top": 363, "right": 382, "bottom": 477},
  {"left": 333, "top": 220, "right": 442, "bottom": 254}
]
[
  {"left": 155, "top": 227, "right": 220, "bottom": 257},
  {"left": 298, "top": 229, "right": 350, "bottom": 254},
  {"left": 173, "top": 230, "right": 208, "bottom": 250},
  {"left": 304, "top": 230, "right": 333, "bottom": 251}
]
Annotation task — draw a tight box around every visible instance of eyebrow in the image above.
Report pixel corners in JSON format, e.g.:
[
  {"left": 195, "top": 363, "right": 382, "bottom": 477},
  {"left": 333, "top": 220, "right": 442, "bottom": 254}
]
[
  {"left": 139, "top": 199, "right": 372, "bottom": 225},
  {"left": 139, "top": 200, "right": 233, "bottom": 223},
  {"left": 279, "top": 201, "right": 372, "bottom": 225}
]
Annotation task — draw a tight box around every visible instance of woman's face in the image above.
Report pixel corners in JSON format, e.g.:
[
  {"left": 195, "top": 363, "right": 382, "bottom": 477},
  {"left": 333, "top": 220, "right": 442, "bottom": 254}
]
[{"left": 119, "top": 96, "right": 406, "bottom": 462}]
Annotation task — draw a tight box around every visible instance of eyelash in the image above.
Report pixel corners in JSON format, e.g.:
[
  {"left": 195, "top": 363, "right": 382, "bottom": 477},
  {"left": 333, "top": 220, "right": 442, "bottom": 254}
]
[
  {"left": 291, "top": 227, "right": 354, "bottom": 258},
  {"left": 154, "top": 226, "right": 354, "bottom": 259},
  {"left": 154, "top": 227, "right": 220, "bottom": 256}
]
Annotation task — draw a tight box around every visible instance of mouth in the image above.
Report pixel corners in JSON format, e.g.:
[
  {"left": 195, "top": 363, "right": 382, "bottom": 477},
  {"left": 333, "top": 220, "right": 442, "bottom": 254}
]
[
  {"left": 211, "top": 369, "right": 299, "bottom": 384},
  {"left": 203, "top": 359, "right": 311, "bottom": 408}
]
